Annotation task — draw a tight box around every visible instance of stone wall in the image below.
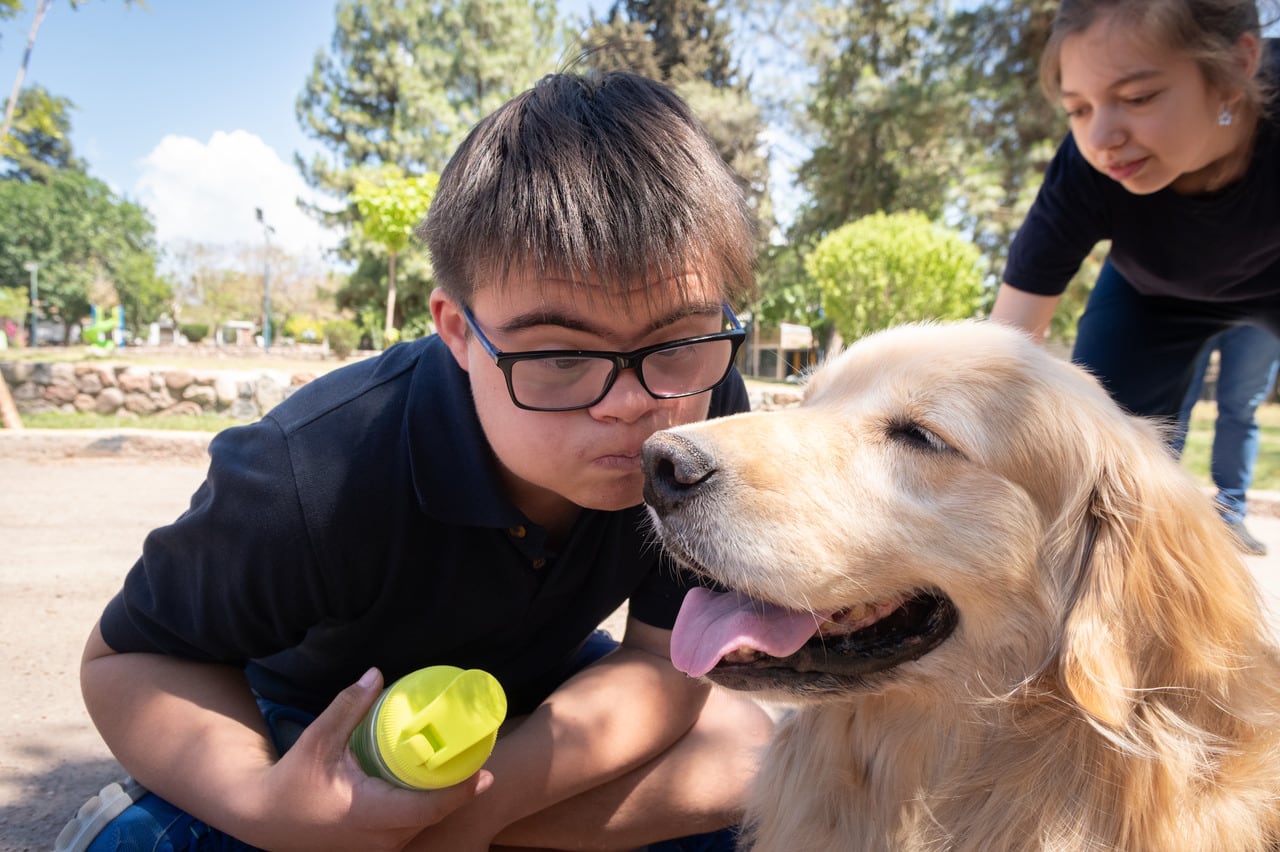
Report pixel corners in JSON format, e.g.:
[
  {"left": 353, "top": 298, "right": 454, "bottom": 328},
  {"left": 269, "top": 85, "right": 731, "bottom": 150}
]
[
  {"left": 0, "top": 361, "right": 318, "bottom": 421},
  {"left": 0, "top": 358, "right": 802, "bottom": 422}
]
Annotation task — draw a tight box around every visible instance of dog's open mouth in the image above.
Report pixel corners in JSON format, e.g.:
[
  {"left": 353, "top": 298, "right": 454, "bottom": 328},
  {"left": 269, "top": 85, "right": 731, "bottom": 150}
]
[{"left": 671, "top": 586, "right": 958, "bottom": 694}]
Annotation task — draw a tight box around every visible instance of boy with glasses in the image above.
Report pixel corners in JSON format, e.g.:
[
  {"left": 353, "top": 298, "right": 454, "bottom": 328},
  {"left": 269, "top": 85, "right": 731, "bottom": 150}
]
[{"left": 62, "top": 70, "right": 773, "bottom": 852}]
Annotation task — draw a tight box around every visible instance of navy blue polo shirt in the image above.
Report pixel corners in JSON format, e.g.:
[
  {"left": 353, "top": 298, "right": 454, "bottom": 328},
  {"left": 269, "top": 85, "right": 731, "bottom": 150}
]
[{"left": 99, "top": 334, "right": 749, "bottom": 716}]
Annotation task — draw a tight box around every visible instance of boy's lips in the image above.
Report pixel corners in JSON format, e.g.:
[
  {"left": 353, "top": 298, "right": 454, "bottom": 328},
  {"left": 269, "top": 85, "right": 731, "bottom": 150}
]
[{"left": 594, "top": 446, "right": 645, "bottom": 469}]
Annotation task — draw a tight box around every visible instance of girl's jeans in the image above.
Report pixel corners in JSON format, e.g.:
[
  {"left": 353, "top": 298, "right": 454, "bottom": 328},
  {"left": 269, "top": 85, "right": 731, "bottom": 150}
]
[
  {"left": 1071, "top": 259, "right": 1278, "bottom": 424},
  {"left": 1173, "top": 323, "right": 1280, "bottom": 521}
]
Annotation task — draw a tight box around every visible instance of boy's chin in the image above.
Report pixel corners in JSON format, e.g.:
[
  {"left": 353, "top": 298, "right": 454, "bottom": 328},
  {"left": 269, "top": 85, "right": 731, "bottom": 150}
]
[{"left": 576, "top": 482, "right": 646, "bottom": 513}]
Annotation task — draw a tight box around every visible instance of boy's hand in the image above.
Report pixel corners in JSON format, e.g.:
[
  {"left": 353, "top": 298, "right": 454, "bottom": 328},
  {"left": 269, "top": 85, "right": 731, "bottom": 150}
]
[{"left": 253, "top": 668, "right": 492, "bottom": 852}]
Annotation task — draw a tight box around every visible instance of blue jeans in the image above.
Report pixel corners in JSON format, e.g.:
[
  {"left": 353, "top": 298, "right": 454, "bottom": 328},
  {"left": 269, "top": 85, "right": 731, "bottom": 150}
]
[
  {"left": 1071, "top": 259, "right": 1280, "bottom": 422},
  {"left": 1173, "top": 324, "right": 1280, "bottom": 521},
  {"left": 83, "top": 632, "right": 739, "bottom": 851}
]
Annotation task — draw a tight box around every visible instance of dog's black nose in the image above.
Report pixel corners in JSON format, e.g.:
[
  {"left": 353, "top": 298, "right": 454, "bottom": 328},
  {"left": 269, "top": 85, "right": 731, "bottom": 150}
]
[{"left": 641, "top": 431, "right": 717, "bottom": 514}]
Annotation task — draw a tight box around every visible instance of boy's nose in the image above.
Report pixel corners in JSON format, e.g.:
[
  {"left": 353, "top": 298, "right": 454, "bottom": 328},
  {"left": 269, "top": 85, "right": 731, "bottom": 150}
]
[{"left": 589, "top": 367, "right": 654, "bottom": 423}]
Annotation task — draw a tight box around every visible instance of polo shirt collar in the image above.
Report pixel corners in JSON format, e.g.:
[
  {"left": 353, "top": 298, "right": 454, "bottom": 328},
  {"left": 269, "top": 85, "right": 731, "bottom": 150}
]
[{"left": 405, "top": 335, "right": 528, "bottom": 530}]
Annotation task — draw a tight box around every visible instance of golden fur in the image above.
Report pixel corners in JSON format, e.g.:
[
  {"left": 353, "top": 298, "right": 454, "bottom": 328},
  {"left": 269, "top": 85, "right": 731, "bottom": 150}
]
[{"left": 642, "top": 320, "right": 1280, "bottom": 851}]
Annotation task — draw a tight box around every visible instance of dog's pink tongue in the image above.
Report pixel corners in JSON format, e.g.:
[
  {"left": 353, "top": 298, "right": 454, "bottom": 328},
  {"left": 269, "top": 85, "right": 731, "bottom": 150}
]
[{"left": 671, "top": 587, "right": 823, "bottom": 677}]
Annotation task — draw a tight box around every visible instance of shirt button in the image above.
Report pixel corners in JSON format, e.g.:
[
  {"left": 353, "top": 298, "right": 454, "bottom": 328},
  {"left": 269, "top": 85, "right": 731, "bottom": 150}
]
[
  {"left": 531, "top": 558, "right": 546, "bottom": 570},
  {"left": 508, "top": 525, "right": 527, "bottom": 539}
]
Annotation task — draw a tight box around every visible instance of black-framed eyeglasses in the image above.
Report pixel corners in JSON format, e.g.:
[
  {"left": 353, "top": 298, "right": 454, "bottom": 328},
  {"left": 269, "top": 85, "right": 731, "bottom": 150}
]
[{"left": 461, "top": 303, "right": 746, "bottom": 412}]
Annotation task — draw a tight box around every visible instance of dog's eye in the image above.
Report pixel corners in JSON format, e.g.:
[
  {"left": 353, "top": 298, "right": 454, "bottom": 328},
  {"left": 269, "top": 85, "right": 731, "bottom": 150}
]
[{"left": 888, "top": 421, "right": 951, "bottom": 454}]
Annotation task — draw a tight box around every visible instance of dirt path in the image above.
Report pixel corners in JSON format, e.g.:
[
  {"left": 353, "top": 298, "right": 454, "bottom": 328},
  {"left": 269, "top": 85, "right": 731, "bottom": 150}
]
[{"left": 0, "top": 437, "right": 211, "bottom": 851}]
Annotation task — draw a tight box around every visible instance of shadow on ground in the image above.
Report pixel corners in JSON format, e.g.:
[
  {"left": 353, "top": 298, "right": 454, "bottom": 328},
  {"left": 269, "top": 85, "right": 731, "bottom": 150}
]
[{"left": 1, "top": 752, "right": 126, "bottom": 852}]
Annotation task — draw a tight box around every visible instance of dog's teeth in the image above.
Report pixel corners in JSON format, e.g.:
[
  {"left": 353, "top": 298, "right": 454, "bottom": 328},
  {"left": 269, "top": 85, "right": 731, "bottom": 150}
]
[
  {"left": 820, "top": 597, "right": 904, "bottom": 636},
  {"left": 833, "top": 603, "right": 873, "bottom": 625},
  {"left": 723, "top": 646, "right": 761, "bottom": 664},
  {"left": 819, "top": 604, "right": 872, "bottom": 635}
]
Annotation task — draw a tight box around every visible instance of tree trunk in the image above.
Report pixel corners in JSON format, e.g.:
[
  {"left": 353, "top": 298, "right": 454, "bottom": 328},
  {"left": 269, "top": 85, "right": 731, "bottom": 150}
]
[
  {"left": 0, "top": 0, "right": 54, "bottom": 146},
  {"left": 0, "top": 373, "right": 23, "bottom": 430},
  {"left": 384, "top": 251, "right": 397, "bottom": 346}
]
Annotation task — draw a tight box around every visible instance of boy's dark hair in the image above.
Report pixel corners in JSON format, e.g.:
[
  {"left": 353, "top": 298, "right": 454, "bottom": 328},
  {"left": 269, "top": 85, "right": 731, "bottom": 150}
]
[{"left": 421, "top": 70, "right": 757, "bottom": 306}]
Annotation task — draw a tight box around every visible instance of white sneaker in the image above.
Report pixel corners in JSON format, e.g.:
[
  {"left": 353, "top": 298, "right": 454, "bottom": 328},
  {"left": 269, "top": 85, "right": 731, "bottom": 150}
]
[{"left": 54, "top": 777, "right": 147, "bottom": 852}]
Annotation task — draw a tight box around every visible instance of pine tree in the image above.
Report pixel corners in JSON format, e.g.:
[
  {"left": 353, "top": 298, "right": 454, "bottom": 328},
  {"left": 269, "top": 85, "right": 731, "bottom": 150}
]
[
  {"left": 583, "top": 0, "right": 773, "bottom": 241},
  {"left": 296, "top": 0, "right": 564, "bottom": 222},
  {"left": 791, "top": 0, "right": 964, "bottom": 243},
  {"left": 294, "top": 0, "right": 565, "bottom": 339}
]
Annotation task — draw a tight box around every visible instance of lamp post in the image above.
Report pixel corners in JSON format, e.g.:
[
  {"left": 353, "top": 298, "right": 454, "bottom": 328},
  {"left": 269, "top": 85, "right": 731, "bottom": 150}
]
[
  {"left": 255, "top": 208, "right": 275, "bottom": 352},
  {"left": 22, "top": 261, "right": 38, "bottom": 348}
]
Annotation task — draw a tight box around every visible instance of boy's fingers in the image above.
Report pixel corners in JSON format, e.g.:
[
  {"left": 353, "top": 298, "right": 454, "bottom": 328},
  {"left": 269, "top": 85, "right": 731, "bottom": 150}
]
[
  {"left": 306, "top": 667, "right": 383, "bottom": 759},
  {"left": 417, "top": 770, "right": 493, "bottom": 823}
]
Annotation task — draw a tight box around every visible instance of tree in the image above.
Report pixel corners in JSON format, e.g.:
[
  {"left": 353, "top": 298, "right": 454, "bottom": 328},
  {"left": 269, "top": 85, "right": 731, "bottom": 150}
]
[
  {"left": 297, "top": 0, "right": 563, "bottom": 209},
  {"left": 789, "top": 0, "right": 965, "bottom": 245},
  {"left": 0, "top": 170, "right": 169, "bottom": 341},
  {"left": 588, "top": 0, "right": 737, "bottom": 84},
  {"left": 0, "top": 0, "right": 53, "bottom": 147},
  {"left": 168, "top": 240, "right": 344, "bottom": 345},
  {"left": 351, "top": 167, "right": 438, "bottom": 345},
  {"left": 296, "top": 0, "right": 564, "bottom": 337},
  {"left": 943, "top": 0, "right": 1064, "bottom": 299},
  {"left": 806, "top": 211, "right": 984, "bottom": 343},
  {"left": 0, "top": 84, "right": 82, "bottom": 180},
  {"left": 582, "top": 0, "right": 774, "bottom": 239}
]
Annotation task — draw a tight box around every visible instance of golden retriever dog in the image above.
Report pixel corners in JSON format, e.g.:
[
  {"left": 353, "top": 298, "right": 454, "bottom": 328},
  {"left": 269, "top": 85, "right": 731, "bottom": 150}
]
[{"left": 641, "top": 320, "right": 1280, "bottom": 851}]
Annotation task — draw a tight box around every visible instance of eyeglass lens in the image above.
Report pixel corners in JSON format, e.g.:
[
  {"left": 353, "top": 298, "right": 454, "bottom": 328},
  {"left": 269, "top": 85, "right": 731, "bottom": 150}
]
[{"left": 508, "top": 337, "right": 736, "bottom": 409}]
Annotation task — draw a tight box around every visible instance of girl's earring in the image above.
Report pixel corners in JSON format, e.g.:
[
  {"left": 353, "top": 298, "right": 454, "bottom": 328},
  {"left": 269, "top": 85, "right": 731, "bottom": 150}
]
[{"left": 1219, "top": 103, "right": 1234, "bottom": 126}]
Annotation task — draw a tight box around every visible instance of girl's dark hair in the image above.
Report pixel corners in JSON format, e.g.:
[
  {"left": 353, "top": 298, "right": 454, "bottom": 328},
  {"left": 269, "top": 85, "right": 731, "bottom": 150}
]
[
  {"left": 421, "top": 70, "right": 757, "bottom": 306},
  {"left": 1039, "top": 0, "right": 1270, "bottom": 113}
]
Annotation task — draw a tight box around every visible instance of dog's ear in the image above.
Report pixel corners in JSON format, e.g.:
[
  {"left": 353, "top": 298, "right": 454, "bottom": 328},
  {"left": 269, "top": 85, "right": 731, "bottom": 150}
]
[
  {"left": 1058, "top": 420, "right": 1263, "bottom": 731},
  {"left": 1059, "top": 497, "right": 1137, "bottom": 728}
]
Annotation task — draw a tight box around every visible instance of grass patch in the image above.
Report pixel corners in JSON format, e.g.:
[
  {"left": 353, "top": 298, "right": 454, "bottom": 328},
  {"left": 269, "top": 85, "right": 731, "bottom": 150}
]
[
  {"left": 21, "top": 410, "right": 242, "bottom": 432},
  {"left": 1181, "top": 401, "right": 1280, "bottom": 492}
]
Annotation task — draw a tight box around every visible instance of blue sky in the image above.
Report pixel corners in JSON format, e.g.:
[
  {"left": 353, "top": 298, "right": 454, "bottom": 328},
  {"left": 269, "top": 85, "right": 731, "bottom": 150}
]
[{"left": 0, "top": 0, "right": 604, "bottom": 257}]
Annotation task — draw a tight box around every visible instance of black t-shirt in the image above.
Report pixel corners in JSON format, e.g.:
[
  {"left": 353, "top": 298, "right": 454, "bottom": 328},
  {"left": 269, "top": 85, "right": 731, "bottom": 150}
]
[
  {"left": 1004, "top": 42, "right": 1280, "bottom": 303},
  {"left": 99, "top": 334, "right": 749, "bottom": 716}
]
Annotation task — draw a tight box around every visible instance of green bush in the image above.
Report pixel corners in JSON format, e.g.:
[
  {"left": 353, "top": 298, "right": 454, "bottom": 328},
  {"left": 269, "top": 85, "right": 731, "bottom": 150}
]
[
  {"left": 283, "top": 315, "right": 325, "bottom": 344},
  {"left": 806, "top": 211, "right": 985, "bottom": 344},
  {"left": 324, "top": 319, "right": 360, "bottom": 359},
  {"left": 180, "top": 323, "right": 209, "bottom": 344}
]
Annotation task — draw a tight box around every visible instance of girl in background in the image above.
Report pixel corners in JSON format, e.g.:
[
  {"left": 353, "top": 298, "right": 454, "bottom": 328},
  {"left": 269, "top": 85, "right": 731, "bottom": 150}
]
[{"left": 992, "top": 0, "right": 1280, "bottom": 552}]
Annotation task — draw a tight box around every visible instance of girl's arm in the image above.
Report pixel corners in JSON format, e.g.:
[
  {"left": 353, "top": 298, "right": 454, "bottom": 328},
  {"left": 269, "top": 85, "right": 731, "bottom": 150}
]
[{"left": 989, "top": 283, "right": 1062, "bottom": 344}]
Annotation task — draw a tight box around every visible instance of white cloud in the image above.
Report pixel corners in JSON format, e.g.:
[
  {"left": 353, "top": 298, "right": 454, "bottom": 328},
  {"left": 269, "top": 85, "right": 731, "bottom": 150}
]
[{"left": 133, "top": 130, "right": 340, "bottom": 259}]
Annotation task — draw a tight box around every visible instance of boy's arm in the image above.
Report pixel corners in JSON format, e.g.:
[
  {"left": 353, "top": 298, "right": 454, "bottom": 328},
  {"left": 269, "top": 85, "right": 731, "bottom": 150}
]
[
  {"left": 80, "top": 622, "right": 488, "bottom": 852},
  {"left": 406, "top": 616, "right": 723, "bottom": 851}
]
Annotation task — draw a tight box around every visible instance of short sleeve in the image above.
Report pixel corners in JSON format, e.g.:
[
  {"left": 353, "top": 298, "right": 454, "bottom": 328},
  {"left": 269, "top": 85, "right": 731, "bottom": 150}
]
[
  {"left": 1002, "top": 135, "right": 1110, "bottom": 297},
  {"left": 98, "top": 418, "right": 327, "bottom": 662}
]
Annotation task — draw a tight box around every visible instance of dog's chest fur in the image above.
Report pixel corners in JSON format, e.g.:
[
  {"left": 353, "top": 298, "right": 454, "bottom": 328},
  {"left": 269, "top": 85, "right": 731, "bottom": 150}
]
[{"left": 744, "top": 691, "right": 1280, "bottom": 852}]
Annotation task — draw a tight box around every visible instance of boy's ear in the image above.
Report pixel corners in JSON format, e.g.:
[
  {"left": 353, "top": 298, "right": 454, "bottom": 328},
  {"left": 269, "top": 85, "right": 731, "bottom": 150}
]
[{"left": 430, "top": 288, "right": 471, "bottom": 372}]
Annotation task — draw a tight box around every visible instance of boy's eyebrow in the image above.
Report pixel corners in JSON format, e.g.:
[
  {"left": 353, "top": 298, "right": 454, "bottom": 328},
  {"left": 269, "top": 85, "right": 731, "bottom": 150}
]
[{"left": 498, "top": 302, "right": 725, "bottom": 338}]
